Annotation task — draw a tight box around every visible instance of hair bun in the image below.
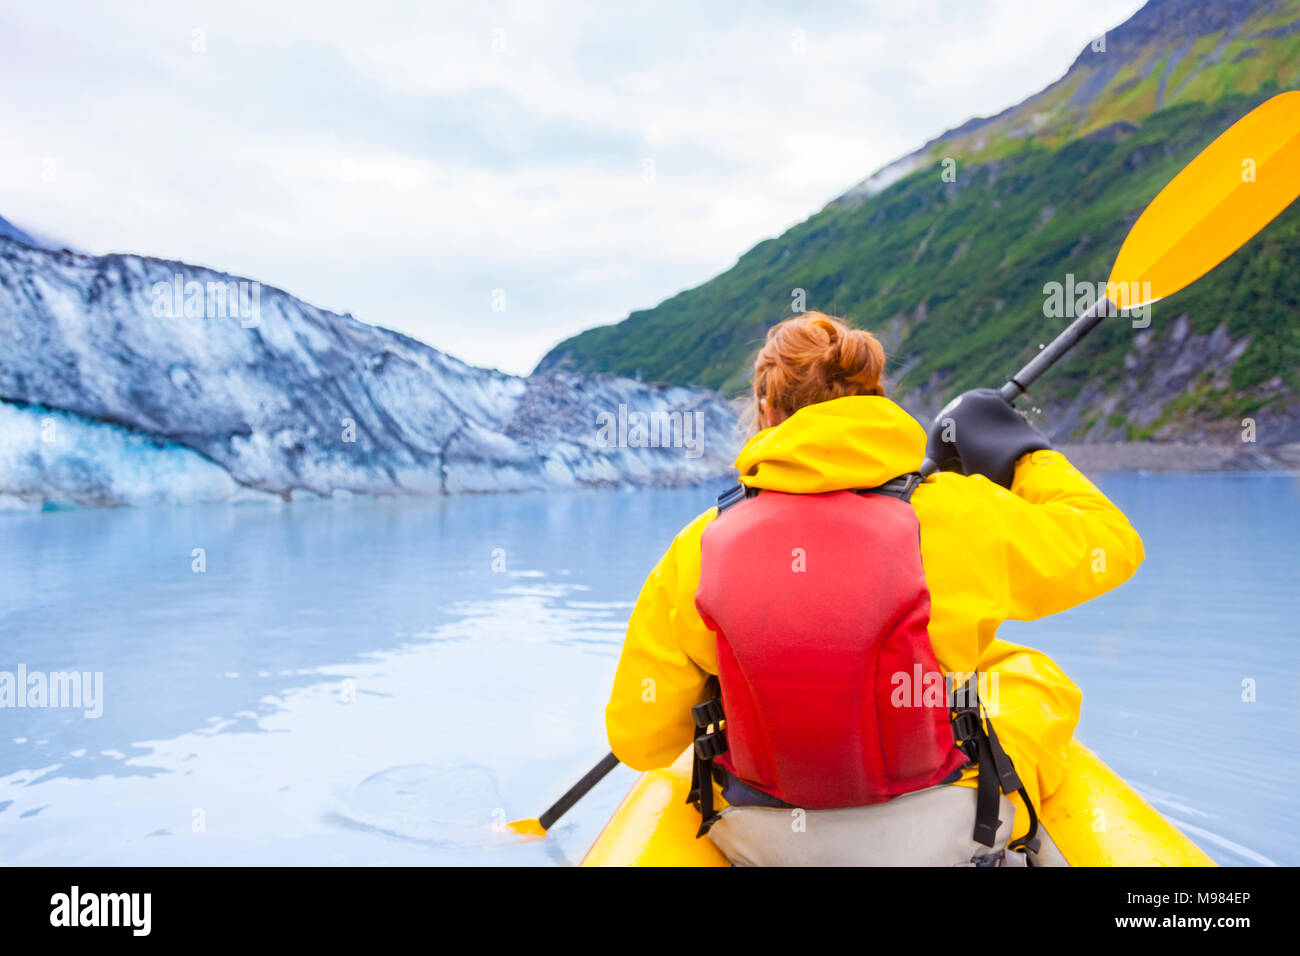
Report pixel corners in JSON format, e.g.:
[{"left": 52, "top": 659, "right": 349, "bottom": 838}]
[
  {"left": 827, "top": 326, "right": 873, "bottom": 381},
  {"left": 749, "top": 311, "right": 887, "bottom": 432},
  {"left": 823, "top": 330, "right": 844, "bottom": 364}
]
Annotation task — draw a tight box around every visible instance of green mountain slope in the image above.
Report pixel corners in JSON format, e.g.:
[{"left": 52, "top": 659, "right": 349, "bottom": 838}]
[{"left": 539, "top": 0, "right": 1300, "bottom": 444}]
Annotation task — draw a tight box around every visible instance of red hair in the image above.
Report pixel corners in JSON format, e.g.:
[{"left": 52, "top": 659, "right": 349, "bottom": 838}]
[{"left": 750, "top": 312, "right": 886, "bottom": 431}]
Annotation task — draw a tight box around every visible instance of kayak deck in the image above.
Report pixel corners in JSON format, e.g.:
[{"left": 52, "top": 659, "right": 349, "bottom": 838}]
[{"left": 581, "top": 741, "right": 1214, "bottom": 866}]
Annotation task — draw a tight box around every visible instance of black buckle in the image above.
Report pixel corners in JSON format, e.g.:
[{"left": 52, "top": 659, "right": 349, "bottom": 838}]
[
  {"left": 694, "top": 729, "right": 728, "bottom": 760},
  {"left": 715, "top": 483, "right": 753, "bottom": 514},
  {"left": 951, "top": 710, "right": 980, "bottom": 743},
  {"left": 693, "top": 699, "right": 724, "bottom": 729}
]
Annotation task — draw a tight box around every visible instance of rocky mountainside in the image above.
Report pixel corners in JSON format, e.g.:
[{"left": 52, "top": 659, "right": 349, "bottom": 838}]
[
  {"left": 539, "top": 0, "right": 1300, "bottom": 449},
  {"left": 0, "top": 236, "right": 738, "bottom": 507}
]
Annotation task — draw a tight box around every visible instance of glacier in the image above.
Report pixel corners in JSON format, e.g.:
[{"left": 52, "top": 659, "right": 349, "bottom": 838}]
[
  {"left": 0, "top": 400, "right": 271, "bottom": 509},
  {"left": 0, "top": 236, "right": 740, "bottom": 506}
]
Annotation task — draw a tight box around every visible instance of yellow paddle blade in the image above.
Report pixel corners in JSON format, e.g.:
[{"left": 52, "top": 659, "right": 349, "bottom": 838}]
[
  {"left": 1107, "top": 90, "right": 1300, "bottom": 310},
  {"left": 504, "top": 817, "right": 547, "bottom": 839}
]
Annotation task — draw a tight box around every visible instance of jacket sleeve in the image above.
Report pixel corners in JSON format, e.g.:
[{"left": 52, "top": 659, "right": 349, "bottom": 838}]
[
  {"left": 605, "top": 508, "right": 720, "bottom": 771},
  {"left": 989, "top": 449, "right": 1145, "bottom": 621}
]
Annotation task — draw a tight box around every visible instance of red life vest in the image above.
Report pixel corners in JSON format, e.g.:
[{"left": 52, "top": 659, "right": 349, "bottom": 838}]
[{"left": 694, "top": 481, "right": 969, "bottom": 810}]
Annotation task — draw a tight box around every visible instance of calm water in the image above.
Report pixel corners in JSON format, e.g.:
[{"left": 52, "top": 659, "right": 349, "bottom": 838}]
[{"left": 0, "top": 473, "right": 1296, "bottom": 866}]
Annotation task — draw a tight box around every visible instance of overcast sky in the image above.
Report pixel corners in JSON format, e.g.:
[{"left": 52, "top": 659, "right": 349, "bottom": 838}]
[{"left": 0, "top": 0, "right": 1144, "bottom": 374}]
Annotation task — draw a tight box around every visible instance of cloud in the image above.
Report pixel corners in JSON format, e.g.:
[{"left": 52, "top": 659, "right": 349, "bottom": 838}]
[{"left": 0, "top": 0, "right": 1144, "bottom": 375}]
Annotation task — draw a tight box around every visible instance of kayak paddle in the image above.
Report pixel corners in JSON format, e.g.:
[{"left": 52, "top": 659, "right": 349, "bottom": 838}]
[
  {"left": 921, "top": 90, "right": 1300, "bottom": 476},
  {"left": 507, "top": 751, "right": 620, "bottom": 838}
]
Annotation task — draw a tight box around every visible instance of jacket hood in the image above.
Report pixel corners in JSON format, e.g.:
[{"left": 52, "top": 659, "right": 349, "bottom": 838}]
[{"left": 734, "top": 396, "right": 927, "bottom": 493}]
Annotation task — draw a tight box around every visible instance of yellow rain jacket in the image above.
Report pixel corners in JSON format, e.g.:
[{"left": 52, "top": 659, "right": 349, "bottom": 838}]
[{"left": 606, "top": 395, "right": 1144, "bottom": 822}]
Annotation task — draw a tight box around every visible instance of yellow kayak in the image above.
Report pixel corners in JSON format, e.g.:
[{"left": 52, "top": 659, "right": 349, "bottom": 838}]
[{"left": 582, "top": 740, "right": 1214, "bottom": 867}]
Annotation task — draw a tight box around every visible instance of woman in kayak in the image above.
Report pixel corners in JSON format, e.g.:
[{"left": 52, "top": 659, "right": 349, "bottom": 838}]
[{"left": 605, "top": 311, "right": 1143, "bottom": 866}]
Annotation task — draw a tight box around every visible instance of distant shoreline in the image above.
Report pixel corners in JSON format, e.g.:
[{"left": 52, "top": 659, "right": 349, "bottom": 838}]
[{"left": 1058, "top": 442, "right": 1300, "bottom": 475}]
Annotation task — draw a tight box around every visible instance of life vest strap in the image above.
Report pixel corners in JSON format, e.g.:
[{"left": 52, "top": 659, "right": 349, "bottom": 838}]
[
  {"left": 714, "top": 471, "right": 923, "bottom": 515},
  {"left": 1008, "top": 786, "right": 1042, "bottom": 855},
  {"left": 950, "top": 675, "right": 1041, "bottom": 854},
  {"left": 688, "top": 695, "right": 728, "bottom": 836},
  {"left": 854, "top": 471, "right": 922, "bottom": 503}
]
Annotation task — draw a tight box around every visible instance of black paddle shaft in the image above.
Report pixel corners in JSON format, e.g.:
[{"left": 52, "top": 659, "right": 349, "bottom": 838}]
[
  {"left": 920, "top": 295, "right": 1114, "bottom": 478},
  {"left": 538, "top": 751, "right": 621, "bottom": 830},
  {"left": 998, "top": 296, "right": 1113, "bottom": 404}
]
